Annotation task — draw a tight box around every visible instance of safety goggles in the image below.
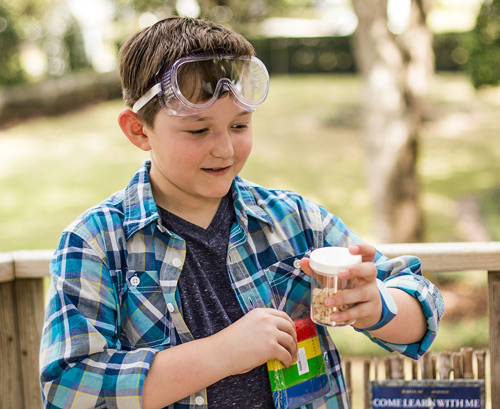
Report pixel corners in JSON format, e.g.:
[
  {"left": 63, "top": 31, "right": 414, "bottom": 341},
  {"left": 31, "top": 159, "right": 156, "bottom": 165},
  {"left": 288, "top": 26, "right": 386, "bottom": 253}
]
[{"left": 132, "top": 54, "right": 270, "bottom": 116}]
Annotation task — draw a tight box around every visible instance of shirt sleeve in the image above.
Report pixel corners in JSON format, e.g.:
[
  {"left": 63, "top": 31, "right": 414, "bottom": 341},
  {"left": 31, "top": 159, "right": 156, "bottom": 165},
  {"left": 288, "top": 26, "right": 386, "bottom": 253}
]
[
  {"left": 318, "top": 206, "right": 445, "bottom": 360},
  {"left": 39, "top": 231, "right": 158, "bottom": 409},
  {"left": 366, "top": 253, "right": 445, "bottom": 359}
]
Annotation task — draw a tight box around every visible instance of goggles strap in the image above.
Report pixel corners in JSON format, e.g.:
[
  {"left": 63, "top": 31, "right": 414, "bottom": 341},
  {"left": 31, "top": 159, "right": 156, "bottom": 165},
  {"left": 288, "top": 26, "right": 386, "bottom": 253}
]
[{"left": 132, "top": 83, "right": 162, "bottom": 113}]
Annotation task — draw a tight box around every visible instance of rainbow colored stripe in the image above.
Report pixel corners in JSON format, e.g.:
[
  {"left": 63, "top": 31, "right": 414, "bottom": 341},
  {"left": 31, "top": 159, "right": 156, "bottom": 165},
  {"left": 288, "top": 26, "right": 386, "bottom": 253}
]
[{"left": 267, "top": 317, "right": 331, "bottom": 408}]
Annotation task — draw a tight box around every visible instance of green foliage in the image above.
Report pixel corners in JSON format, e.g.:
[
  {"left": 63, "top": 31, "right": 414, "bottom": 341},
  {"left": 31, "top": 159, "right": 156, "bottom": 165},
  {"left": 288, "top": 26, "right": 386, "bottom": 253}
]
[
  {"left": 0, "top": 0, "right": 90, "bottom": 86},
  {"left": 0, "top": 3, "right": 24, "bottom": 86},
  {"left": 481, "top": 188, "right": 500, "bottom": 241},
  {"left": 465, "top": 0, "right": 500, "bottom": 88},
  {"left": 63, "top": 17, "right": 92, "bottom": 72},
  {"left": 113, "top": 0, "right": 314, "bottom": 35},
  {"left": 250, "top": 36, "right": 355, "bottom": 74},
  {"left": 114, "top": 0, "right": 176, "bottom": 17},
  {"left": 433, "top": 32, "right": 469, "bottom": 72},
  {"left": 250, "top": 32, "right": 471, "bottom": 75}
]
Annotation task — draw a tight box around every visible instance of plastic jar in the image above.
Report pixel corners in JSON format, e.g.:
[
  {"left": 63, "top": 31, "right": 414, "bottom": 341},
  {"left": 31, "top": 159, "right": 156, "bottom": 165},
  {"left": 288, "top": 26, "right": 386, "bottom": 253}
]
[{"left": 309, "top": 247, "right": 361, "bottom": 327}]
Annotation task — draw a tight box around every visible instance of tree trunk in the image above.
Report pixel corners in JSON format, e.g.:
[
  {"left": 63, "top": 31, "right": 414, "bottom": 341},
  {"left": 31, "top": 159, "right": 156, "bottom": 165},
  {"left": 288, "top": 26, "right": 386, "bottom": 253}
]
[{"left": 351, "top": 0, "right": 433, "bottom": 243}]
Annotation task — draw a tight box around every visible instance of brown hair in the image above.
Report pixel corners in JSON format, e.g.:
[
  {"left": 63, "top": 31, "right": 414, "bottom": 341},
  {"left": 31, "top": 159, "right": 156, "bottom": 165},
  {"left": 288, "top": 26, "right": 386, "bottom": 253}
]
[{"left": 118, "top": 17, "right": 255, "bottom": 126}]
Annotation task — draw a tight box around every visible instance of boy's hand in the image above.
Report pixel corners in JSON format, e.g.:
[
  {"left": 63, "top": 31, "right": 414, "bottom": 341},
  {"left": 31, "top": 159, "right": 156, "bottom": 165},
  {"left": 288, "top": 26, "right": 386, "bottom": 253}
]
[
  {"left": 213, "top": 308, "right": 298, "bottom": 375},
  {"left": 300, "top": 244, "right": 382, "bottom": 329}
]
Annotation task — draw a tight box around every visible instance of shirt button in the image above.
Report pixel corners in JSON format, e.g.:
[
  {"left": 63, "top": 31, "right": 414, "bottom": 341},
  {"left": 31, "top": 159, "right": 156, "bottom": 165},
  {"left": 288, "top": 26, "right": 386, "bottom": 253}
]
[
  {"left": 167, "top": 303, "right": 175, "bottom": 313},
  {"left": 293, "top": 259, "right": 302, "bottom": 269},
  {"left": 195, "top": 396, "right": 205, "bottom": 405},
  {"left": 172, "top": 258, "right": 182, "bottom": 267},
  {"left": 130, "top": 276, "right": 140, "bottom": 287}
]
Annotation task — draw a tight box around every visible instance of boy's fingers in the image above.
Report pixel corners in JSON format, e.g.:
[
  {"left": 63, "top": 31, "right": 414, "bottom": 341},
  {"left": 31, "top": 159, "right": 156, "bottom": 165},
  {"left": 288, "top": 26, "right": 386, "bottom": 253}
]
[
  {"left": 277, "top": 332, "right": 298, "bottom": 366},
  {"left": 339, "top": 262, "right": 377, "bottom": 281},
  {"left": 349, "top": 243, "right": 376, "bottom": 263},
  {"left": 299, "top": 257, "right": 312, "bottom": 276}
]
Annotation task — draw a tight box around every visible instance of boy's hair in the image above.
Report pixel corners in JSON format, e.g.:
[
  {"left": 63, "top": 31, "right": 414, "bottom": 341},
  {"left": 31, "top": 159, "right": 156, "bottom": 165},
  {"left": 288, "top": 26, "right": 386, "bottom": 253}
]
[{"left": 118, "top": 17, "right": 255, "bottom": 126}]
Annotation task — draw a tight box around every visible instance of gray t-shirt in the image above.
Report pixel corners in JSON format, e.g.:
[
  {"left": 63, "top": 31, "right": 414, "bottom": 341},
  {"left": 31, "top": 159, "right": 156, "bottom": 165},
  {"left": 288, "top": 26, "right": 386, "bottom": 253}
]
[{"left": 159, "top": 193, "right": 275, "bottom": 408}]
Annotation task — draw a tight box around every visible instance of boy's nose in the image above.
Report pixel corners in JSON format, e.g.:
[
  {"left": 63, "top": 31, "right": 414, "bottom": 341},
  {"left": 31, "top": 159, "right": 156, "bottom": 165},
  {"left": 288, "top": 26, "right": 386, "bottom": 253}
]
[{"left": 212, "top": 130, "right": 235, "bottom": 159}]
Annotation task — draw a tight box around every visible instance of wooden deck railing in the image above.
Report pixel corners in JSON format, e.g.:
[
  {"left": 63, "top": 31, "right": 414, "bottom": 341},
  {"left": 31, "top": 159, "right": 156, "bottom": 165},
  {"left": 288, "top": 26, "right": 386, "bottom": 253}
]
[{"left": 1, "top": 242, "right": 499, "bottom": 409}]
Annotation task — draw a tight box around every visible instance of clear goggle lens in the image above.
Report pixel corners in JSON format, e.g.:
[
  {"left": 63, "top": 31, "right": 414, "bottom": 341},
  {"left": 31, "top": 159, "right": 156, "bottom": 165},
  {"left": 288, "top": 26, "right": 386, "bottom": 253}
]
[{"left": 132, "top": 55, "right": 270, "bottom": 116}]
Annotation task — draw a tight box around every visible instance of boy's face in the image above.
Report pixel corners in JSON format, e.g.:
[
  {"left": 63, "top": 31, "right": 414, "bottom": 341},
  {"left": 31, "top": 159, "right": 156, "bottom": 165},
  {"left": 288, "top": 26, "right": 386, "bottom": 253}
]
[{"left": 144, "top": 95, "right": 253, "bottom": 212}]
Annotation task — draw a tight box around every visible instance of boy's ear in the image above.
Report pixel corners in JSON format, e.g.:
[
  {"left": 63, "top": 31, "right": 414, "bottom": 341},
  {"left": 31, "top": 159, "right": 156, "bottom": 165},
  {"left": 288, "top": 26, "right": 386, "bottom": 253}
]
[{"left": 118, "top": 108, "right": 152, "bottom": 151}]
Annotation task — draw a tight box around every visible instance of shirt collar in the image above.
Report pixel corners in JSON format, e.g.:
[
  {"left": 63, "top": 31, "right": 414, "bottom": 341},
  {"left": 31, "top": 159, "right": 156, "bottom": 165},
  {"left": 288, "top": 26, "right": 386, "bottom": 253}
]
[
  {"left": 231, "top": 176, "right": 275, "bottom": 229},
  {"left": 122, "top": 161, "right": 159, "bottom": 240}
]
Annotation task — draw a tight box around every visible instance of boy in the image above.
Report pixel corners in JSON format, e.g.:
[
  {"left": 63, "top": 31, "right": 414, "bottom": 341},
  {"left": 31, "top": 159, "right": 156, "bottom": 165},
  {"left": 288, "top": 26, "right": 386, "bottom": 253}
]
[{"left": 40, "top": 16, "right": 444, "bottom": 409}]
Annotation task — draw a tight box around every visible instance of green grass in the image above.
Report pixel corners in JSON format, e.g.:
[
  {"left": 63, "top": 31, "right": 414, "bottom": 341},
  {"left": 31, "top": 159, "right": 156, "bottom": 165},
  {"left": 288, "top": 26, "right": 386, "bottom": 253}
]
[{"left": 1, "top": 72, "right": 499, "bottom": 355}]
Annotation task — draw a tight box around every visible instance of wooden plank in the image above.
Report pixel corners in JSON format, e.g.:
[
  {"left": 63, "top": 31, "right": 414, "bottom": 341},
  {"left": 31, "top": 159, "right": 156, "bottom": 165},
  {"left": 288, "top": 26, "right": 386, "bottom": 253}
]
[
  {"left": 14, "top": 278, "right": 45, "bottom": 409},
  {"left": 488, "top": 270, "right": 500, "bottom": 409},
  {"left": 378, "top": 241, "right": 500, "bottom": 272},
  {"left": 0, "top": 281, "right": 24, "bottom": 408},
  {"left": 461, "top": 347, "right": 474, "bottom": 379},
  {"left": 389, "top": 356, "right": 404, "bottom": 380},
  {"left": 363, "top": 360, "right": 370, "bottom": 409},
  {"left": 344, "top": 359, "right": 352, "bottom": 405},
  {"left": 12, "top": 250, "right": 52, "bottom": 278},
  {"left": 438, "top": 352, "right": 451, "bottom": 380},
  {"left": 0, "top": 252, "right": 14, "bottom": 283},
  {"left": 411, "top": 360, "right": 418, "bottom": 380},
  {"left": 452, "top": 352, "right": 463, "bottom": 379},
  {"left": 421, "top": 353, "right": 433, "bottom": 379},
  {"left": 475, "top": 350, "right": 486, "bottom": 380}
]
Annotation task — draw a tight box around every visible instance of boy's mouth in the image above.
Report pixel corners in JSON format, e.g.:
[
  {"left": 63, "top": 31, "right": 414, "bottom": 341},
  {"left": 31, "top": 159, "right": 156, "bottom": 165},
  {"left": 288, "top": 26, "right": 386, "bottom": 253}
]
[{"left": 202, "top": 166, "right": 231, "bottom": 175}]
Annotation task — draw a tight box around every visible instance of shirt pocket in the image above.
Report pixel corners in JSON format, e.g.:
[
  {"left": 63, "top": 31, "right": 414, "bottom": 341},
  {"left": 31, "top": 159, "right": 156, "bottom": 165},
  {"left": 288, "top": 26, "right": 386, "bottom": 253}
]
[
  {"left": 263, "top": 253, "right": 311, "bottom": 320},
  {"left": 118, "top": 269, "right": 169, "bottom": 349}
]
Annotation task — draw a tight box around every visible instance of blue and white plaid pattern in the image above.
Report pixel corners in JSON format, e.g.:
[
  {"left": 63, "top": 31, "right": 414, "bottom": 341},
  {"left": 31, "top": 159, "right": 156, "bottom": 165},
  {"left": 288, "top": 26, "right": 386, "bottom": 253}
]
[{"left": 40, "top": 161, "right": 444, "bottom": 408}]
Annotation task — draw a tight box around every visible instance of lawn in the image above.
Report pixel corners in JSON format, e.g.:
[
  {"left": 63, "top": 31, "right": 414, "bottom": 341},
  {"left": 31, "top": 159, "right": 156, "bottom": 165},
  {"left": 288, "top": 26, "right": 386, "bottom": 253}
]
[{"left": 1, "top": 72, "right": 498, "bottom": 359}]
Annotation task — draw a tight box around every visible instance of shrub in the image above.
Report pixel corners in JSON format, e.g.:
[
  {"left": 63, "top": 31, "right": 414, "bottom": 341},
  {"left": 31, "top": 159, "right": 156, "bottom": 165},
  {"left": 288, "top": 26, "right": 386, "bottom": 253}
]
[{"left": 465, "top": 0, "right": 500, "bottom": 88}]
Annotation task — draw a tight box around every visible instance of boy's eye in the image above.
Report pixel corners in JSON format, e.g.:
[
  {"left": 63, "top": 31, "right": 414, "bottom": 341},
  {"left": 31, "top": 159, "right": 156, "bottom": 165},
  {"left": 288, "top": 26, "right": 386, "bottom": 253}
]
[
  {"left": 232, "top": 123, "right": 249, "bottom": 130},
  {"left": 187, "top": 128, "right": 209, "bottom": 135}
]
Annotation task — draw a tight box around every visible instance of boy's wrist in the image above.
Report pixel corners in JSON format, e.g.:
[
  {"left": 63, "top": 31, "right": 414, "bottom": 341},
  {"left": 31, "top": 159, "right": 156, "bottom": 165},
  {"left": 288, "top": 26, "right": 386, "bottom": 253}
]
[{"left": 353, "top": 279, "right": 398, "bottom": 332}]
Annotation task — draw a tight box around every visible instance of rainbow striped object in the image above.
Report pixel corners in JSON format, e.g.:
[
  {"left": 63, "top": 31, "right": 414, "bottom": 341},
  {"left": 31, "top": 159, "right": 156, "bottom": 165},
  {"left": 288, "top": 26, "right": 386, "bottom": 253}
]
[{"left": 267, "top": 317, "right": 331, "bottom": 408}]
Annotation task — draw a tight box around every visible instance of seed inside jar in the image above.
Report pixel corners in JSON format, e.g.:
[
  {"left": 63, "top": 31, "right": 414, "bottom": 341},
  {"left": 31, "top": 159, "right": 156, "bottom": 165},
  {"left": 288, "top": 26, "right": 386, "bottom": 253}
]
[{"left": 311, "top": 288, "right": 352, "bottom": 326}]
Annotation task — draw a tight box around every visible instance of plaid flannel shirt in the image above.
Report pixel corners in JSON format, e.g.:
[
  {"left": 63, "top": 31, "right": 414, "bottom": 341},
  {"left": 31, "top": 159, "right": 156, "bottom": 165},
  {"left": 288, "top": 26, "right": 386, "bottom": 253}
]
[{"left": 40, "top": 161, "right": 444, "bottom": 409}]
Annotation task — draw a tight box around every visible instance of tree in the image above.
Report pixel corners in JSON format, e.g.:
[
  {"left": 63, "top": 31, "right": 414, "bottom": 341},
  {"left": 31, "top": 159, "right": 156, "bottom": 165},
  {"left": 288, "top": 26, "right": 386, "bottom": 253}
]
[
  {"left": 466, "top": 0, "right": 500, "bottom": 88},
  {"left": 0, "top": 3, "right": 24, "bottom": 86},
  {"left": 351, "top": 0, "right": 433, "bottom": 243},
  {"left": 114, "top": 0, "right": 313, "bottom": 36}
]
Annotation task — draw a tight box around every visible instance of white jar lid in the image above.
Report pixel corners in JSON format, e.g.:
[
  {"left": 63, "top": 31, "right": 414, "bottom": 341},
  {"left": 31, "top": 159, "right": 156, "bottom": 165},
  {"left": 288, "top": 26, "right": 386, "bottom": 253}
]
[{"left": 309, "top": 247, "right": 361, "bottom": 275}]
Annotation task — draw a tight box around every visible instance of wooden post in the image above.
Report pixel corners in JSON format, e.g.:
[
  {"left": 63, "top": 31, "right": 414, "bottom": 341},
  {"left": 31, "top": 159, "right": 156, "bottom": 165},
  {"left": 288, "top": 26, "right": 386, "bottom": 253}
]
[
  {"left": 438, "top": 352, "right": 452, "bottom": 380},
  {"left": 475, "top": 350, "right": 486, "bottom": 380},
  {"left": 461, "top": 347, "right": 474, "bottom": 379},
  {"left": 452, "top": 352, "right": 463, "bottom": 379},
  {"left": 0, "top": 253, "right": 24, "bottom": 408},
  {"left": 15, "top": 278, "right": 45, "bottom": 408},
  {"left": 373, "top": 357, "right": 379, "bottom": 380},
  {"left": 0, "top": 281, "right": 25, "bottom": 408},
  {"left": 421, "top": 352, "right": 433, "bottom": 379},
  {"left": 12, "top": 251, "right": 49, "bottom": 409},
  {"left": 411, "top": 359, "right": 418, "bottom": 380},
  {"left": 390, "top": 356, "right": 404, "bottom": 380},
  {"left": 488, "top": 270, "right": 500, "bottom": 409},
  {"left": 344, "top": 359, "right": 352, "bottom": 405},
  {"left": 384, "top": 358, "right": 392, "bottom": 380},
  {"left": 363, "top": 360, "right": 370, "bottom": 409},
  {"left": 431, "top": 355, "right": 437, "bottom": 379},
  {"left": 0, "top": 251, "right": 50, "bottom": 409}
]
